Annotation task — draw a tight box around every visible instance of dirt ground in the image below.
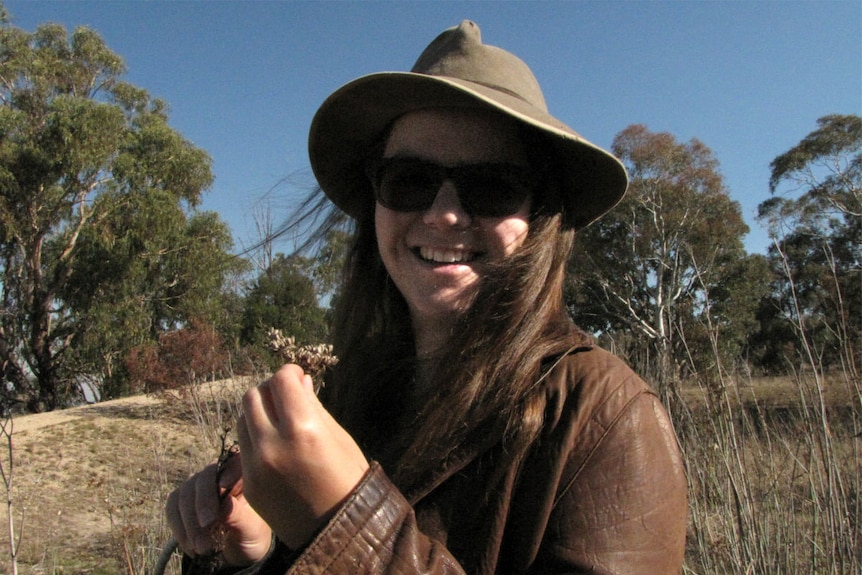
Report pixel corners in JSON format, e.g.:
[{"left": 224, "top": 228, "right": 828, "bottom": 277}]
[{"left": 4, "top": 386, "right": 236, "bottom": 574}]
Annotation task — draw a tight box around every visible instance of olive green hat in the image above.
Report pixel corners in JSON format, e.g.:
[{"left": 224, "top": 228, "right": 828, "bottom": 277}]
[{"left": 308, "top": 20, "right": 627, "bottom": 229}]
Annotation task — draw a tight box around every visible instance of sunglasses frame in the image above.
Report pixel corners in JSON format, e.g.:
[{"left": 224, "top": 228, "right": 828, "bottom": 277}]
[{"left": 366, "top": 156, "right": 538, "bottom": 218}]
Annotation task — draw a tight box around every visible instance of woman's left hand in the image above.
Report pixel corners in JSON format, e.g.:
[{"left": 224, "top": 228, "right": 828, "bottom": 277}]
[{"left": 237, "top": 364, "right": 370, "bottom": 549}]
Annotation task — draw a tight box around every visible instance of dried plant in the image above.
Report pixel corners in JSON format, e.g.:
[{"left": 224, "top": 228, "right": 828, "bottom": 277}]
[
  {"left": 156, "top": 331, "right": 340, "bottom": 575},
  {"left": 265, "top": 328, "right": 338, "bottom": 392},
  {"left": 0, "top": 415, "right": 19, "bottom": 575}
]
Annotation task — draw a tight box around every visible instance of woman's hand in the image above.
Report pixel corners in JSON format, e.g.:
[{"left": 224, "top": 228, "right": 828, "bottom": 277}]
[
  {"left": 165, "top": 452, "right": 273, "bottom": 566},
  {"left": 238, "top": 364, "right": 370, "bottom": 549}
]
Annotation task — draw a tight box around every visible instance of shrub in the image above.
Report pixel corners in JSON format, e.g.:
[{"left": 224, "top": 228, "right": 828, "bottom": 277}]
[{"left": 125, "top": 320, "right": 229, "bottom": 392}]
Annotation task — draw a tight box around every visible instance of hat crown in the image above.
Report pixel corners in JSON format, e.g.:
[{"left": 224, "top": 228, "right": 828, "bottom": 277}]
[
  {"left": 411, "top": 20, "right": 548, "bottom": 111},
  {"left": 309, "top": 21, "right": 628, "bottom": 230}
]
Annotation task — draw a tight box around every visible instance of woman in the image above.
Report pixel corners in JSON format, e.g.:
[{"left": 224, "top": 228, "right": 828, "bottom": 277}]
[{"left": 166, "top": 21, "right": 688, "bottom": 574}]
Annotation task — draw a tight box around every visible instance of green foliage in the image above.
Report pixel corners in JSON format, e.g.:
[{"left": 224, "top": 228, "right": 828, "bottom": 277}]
[
  {"left": 307, "top": 227, "right": 351, "bottom": 305},
  {"left": 63, "top": 194, "right": 245, "bottom": 397},
  {"left": 754, "top": 115, "right": 861, "bottom": 374},
  {"left": 768, "top": 114, "right": 861, "bottom": 198},
  {"left": 568, "top": 125, "right": 756, "bottom": 390},
  {"left": 678, "top": 253, "right": 772, "bottom": 375},
  {"left": 241, "top": 254, "right": 329, "bottom": 369},
  {"left": 0, "top": 13, "right": 239, "bottom": 410}
]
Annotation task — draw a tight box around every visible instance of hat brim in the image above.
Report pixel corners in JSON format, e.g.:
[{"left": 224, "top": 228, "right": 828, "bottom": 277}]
[{"left": 308, "top": 72, "right": 628, "bottom": 229}]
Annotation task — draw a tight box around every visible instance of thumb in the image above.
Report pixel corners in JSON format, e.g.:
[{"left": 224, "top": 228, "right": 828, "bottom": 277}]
[
  {"left": 218, "top": 483, "right": 257, "bottom": 531},
  {"left": 303, "top": 374, "right": 317, "bottom": 397},
  {"left": 218, "top": 450, "right": 243, "bottom": 494}
]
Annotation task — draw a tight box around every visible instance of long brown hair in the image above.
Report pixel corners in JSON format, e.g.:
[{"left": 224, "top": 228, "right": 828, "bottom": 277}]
[{"left": 319, "top": 158, "right": 582, "bottom": 489}]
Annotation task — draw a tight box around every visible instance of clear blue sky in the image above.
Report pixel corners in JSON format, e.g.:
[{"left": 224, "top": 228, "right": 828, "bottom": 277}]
[{"left": 5, "top": 0, "right": 861, "bottom": 255}]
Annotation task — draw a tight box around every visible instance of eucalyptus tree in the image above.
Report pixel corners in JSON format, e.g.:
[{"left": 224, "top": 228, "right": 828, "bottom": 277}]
[
  {"left": 755, "top": 114, "right": 860, "bottom": 375},
  {"left": 0, "top": 14, "right": 236, "bottom": 410},
  {"left": 567, "top": 125, "right": 756, "bottom": 395}
]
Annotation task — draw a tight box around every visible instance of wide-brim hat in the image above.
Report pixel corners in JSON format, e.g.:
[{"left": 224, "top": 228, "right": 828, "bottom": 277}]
[{"left": 308, "top": 20, "right": 627, "bottom": 230}]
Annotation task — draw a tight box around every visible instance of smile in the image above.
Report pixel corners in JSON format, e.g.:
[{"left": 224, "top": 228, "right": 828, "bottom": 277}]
[{"left": 416, "top": 246, "right": 477, "bottom": 264}]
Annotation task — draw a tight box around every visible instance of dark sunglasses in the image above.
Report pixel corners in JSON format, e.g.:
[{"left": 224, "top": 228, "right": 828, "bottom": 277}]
[{"left": 366, "top": 156, "right": 537, "bottom": 218}]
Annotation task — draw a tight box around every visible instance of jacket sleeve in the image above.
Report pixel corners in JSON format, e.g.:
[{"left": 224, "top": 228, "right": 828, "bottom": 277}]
[
  {"left": 533, "top": 386, "right": 688, "bottom": 574},
  {"left": 280, "top": 386, "right": 686, "bottom": 575},
  {"left": 286, "top": 461, "right": 466, "bottom": 574},
  {"left": 181, "top": 463, "right": 466, "bottom": 575}
]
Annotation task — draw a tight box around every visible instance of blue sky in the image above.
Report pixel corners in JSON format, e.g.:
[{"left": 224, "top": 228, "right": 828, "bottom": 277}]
[{"left": 5, "top": 0, "right": 861, "bottom": 255}]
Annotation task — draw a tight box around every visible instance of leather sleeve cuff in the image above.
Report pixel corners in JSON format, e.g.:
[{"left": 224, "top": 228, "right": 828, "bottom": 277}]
[{"left": 289, "top": 461, "right": 409, "bottom": 570}]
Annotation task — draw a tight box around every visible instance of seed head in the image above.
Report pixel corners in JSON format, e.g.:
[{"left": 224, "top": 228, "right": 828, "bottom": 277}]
[{"left": 265, "top": 328, "right": 339, "bottom": 392}]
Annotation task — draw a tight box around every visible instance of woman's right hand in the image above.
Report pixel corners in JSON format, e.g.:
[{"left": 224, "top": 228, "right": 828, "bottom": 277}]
[{"left": 165, "top": 451, "right": 273, "bottom": 567}]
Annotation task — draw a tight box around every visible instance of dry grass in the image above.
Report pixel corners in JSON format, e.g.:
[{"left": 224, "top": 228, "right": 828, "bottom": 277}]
[
  {"left": 676, "top": 372, "right": 860, "bottom": 574},
  {"left": 2, "top": 378, "right": 251, "bottom": 574},
  {"left": 1, "top": 373, "right": 858, "bottom": 574}
]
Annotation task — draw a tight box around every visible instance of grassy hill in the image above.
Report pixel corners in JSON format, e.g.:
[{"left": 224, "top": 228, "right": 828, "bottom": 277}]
[{"left": 6, "top": 379, "right": 249, "bottom": 574}]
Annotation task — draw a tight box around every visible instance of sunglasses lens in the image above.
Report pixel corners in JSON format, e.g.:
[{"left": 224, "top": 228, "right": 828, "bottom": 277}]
[
  {"left": 457, "top": 165, "right": 533, "bottom": 217},
  {"left": 372, "top": 159, "right": 439, "bottom": 212},
  {"left": 369, "top": 158, "right": 534, "bottom": 216}
]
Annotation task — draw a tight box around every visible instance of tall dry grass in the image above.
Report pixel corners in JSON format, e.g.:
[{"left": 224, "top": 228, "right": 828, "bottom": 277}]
[
  {"left": 675, "top": 369, "right": 859, "bottom": 574},
  {"left": 123, "top": 366, "right": 861, "bottom": 574},
  {"left": 137, "top": 373, "right": 859, "bottom": 574},
  {"left": 673, "top": 228, "right": 860, "bottom": 573},
  {"left": 113, "top": 376, "right": 253, "bottom": 575}
]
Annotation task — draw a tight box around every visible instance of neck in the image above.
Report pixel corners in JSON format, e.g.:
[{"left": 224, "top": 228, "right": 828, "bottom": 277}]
[
  {"left": 412, "top": 353, "right": 438, "bottom": 391},
  {"left": 412, "top": 314, "right": 453, "bottom": 359}
]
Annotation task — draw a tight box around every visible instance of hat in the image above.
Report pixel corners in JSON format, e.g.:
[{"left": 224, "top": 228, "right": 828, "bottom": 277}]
[{"left": 308, "top": 20, "right": 627, "bottom": 229}]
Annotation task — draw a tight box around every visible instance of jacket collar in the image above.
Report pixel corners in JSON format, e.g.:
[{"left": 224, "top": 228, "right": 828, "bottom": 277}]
[{"left": 403, "top": 341, "right": 591, "bottom": 504}]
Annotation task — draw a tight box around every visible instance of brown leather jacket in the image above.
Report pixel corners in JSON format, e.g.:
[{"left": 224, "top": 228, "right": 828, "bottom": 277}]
[{"left": 207, "top": 342, "right": 687, "bottom": 574}]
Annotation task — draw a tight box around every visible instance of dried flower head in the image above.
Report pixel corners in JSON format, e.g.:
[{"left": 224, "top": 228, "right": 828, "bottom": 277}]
[{"left": 266, "top": 328, "right": 339, "bottom": 392}]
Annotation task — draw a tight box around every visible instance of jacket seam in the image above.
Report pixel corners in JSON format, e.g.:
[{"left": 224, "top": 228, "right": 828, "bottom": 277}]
[{"left": 552, "top": 379, "right": 653, "bottom": 508}]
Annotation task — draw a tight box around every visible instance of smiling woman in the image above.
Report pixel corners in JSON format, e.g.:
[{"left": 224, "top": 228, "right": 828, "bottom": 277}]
[
  {"left": 374, "top": 108, "right": 533, "bottom": 355},
  {"left": 166, "top": 20, "right": 688, "bottom": 575}
]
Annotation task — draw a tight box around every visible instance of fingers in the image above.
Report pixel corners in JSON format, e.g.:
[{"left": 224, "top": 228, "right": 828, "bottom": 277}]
[
  {"left": 166, "top": 459, "right": 273, "bottom": 566},
  {"left": 195, "top": 464, "right": 221, "bottom": 528},
  {"left": 235, "top": 364, "right": 370, "bottom": 549},
  {"left": 166, "top": 489, "right": 186, "bottom": 548},
  {"left": 241, "top": 385, "right": 270, "bottom": 445},
  {"left": 263, "top": 364, "right": 313, "bottom": 421},
  {"left": 218, "top": 450, "right": 243, "bottom": 495},
  {"left": 242, "top": 365, "right": 315, "bottom": 443},
  {"left": 270, "top": 364, "right": 315, "bottom": 401},
  {"left": 167, "top": 463, "right": 221, "bottom": 556}
]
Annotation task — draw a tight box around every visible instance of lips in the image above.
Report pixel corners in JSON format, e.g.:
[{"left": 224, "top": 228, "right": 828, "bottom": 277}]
[{"left": 416, "top": 246, "right": 477, "bottom": 264}]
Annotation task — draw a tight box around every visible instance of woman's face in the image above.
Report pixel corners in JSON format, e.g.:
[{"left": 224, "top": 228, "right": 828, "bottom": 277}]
[{"left": 374, "top": 107, "right": 531, "bottom": 333}]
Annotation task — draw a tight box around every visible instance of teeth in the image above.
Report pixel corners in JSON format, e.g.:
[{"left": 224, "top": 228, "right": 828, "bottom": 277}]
[{"left": 419, "top": 247, "right": 473, "bottom": 263}]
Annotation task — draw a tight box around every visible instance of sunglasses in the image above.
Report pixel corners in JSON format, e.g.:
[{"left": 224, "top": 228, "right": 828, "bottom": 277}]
[{"left": 366, "top": 156, "right": 537, "bottom": 218}]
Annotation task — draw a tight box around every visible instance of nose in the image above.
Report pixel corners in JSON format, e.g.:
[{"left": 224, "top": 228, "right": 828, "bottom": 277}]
[{"left": 422, "top": 181, "right": 471, "bottom": 227}]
